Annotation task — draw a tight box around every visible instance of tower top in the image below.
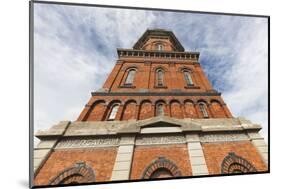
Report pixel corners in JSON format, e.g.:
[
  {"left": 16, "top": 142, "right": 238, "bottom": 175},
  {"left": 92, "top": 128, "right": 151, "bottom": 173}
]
[{"left": 133, "top": 29, "right": 185, "bottom": 52}]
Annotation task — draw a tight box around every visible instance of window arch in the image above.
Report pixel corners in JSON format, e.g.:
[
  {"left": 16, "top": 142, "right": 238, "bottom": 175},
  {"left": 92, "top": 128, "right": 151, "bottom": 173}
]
[
  {"left": 156, "top": 103, "right": 165, "bottom": 116},
  {"left": 142, "top": 157, "right": 182, "bottom": 179},
  {"left": 49, "top": 162, "right": 95, "bottom": 185},
  {"left": 156, "top": 69, "right": 164, "bottom": 86},
  {"left": 155, "top": 43, "right": 164, "bottom": 51},
  {"left": 183, "top": 70, "right": 193, "bottom": 86},
  {"left": 108, "top": 104, "right": 119, "bottom": 120},
  {"left": 199, "top": 103, "right": 209, "bottom": 118},
  {"left": 221, "top": 153, "right": 257, "bottom": 174},
  {"left": 124, "top": 69, "right": 136, "bottom": 85}
]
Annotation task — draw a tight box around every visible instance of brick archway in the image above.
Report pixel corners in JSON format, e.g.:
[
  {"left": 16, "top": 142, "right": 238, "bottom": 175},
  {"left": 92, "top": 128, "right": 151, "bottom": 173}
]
[
  {"left": 49, "top": 162, "right": 95, "bottom": 185},
  {"left": 142, "top": 157, "right": 182, "bottom": 179},
  {"left": 221, "top": 152, "right": 257, "bottom": 174}
]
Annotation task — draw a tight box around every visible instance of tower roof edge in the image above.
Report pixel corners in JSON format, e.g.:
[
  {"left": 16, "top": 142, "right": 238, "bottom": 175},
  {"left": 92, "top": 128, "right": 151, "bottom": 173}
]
[{"left": 133, "top": 29, "right": 185, "bottom": 52}]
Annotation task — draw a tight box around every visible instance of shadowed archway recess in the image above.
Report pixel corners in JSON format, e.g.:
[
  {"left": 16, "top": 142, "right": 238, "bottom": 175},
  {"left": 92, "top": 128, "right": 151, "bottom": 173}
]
[{"left": 142, "top": 157, "right": 182, "bottom": 179}]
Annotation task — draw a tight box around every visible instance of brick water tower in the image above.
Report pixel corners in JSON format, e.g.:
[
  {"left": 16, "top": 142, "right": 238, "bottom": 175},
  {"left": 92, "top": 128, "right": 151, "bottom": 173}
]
[{"left": 33, "top": 29, "right": 268, "bottom": 186}]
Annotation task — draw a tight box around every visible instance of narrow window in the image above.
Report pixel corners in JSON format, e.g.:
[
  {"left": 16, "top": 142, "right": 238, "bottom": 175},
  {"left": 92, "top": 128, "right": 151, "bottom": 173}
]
[
  {"left": 108, "top": 104, "right": 119, "bottom": 120},
  {"left": 157, "top": 70, "right": 164, "bottom": 86},
  {"left": 199, "top": 103, "right": 208, "bottom": 118},
  {"left": 184, "top": 71, "right": 193, "bottom": 86},
  {"left": 125, "top": 69, "right": 136, "bottom": 85},
  {"left": 156, "top": 44, "right": 164, "bottom": 51},
  {"left": 156, "top": 103, "right": 164, "bottom": 116}
]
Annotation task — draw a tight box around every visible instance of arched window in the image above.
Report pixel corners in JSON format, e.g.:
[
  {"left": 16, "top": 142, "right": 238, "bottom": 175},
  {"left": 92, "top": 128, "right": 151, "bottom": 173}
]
[
  {"left": 156, "top": 69, "right": 164, "bottom": 86},
  {"left": 199, "top": 103, "right": 209, "bottom": 118},
  {"left": 108, "top": 104, "right": 119, "bottom": 120},
  {"left": 221, "top": 152, "right": 257, "bottom": 174},
  {"left": 142, "top": 157, "right": 182, "bottom": 179},
  {"left": 49, "top": 162, "right": 95, "bottom": 185},
  {"left": 124, "top": 69, "right": 136, "bottom": 85},
  {"left": 183, "top": 71, "right": 193, "bottom": 86},
  {"left": 155, "top": 43, "right": 164, "bottom": 51},
  {"left": 156, "top": 103, "right": 164, "bottom": 116}
]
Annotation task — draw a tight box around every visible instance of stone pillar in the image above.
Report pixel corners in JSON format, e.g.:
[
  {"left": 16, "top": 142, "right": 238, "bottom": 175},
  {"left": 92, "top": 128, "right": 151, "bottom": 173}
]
[
  {"left": 111, "top": 136, "right": 135, "bottom": 181},
  {"left": 247, "top": 131, "right": 268, "bottom": 166},
  {"left": 186, "top": 134, "right": 209, "bottom": 176},
  {"left": 181, "top": 103, "right": 187, "bottom": 118}
]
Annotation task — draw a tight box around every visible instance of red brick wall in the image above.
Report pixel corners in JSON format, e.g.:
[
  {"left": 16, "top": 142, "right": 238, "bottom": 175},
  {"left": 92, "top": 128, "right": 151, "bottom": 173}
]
[
  {"left": 77, "top": 95, "right": 232, "bottom": 121},
  {"left": 210, "top": 101, "right": 228, "bottom": 118},
  {"left": 202, "top": 141, "right": 267, "bottom": 175},
  {"left": 101, "top": 61, "right": 214, "bottom": 93},
  {"left": 170, "top": 101, "right": 184, "bottom": 118},
  {"left": 139, "top": 100, "right": 154, "bottom": 120},
  {"left": 130, "top": 144, "right": 192, "bottom": 179},
  {"left": 87, "top": 101, "right": 106, "bottom": 121},
  {"left": 184, "top": 101, "right": 198, "bottom": 118},
  {"left": 121, "top": 100, "right": 137, "bottom": 120},
  {"left": 77, "top": 48, "right": 233, "bottom": 121},
  {"left": 34, "top": 148, "right": 117, "bottom": 186}
]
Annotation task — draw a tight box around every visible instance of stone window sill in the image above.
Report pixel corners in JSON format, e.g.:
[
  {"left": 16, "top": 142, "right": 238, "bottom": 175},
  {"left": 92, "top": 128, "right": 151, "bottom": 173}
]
[
  {"left": 184, "top": 85, "right": 200, "bottom": 89},
  {"left": 154, "top": 85, "right": 168, "bottom": 89},
  {"left": 119, "top": 85, "right": 136, "bottom": 88}
]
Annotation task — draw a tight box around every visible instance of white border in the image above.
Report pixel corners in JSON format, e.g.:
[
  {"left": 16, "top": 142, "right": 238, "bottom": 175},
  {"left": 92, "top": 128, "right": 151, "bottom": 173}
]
[{"left": 1, "top": 0, "right": 279, "bottom": 189}]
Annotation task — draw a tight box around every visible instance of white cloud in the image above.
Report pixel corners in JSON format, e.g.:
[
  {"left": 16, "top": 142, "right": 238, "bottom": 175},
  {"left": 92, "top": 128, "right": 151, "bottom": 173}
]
[
  {"left": 223, "top": 18, "right": 268, "bottom": 140},
  {"left": 33, "top": 4, "right": 157, "bottom": 136}
]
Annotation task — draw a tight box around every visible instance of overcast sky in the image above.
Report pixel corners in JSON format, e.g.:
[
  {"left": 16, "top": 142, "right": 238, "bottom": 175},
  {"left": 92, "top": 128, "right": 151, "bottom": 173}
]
[{"left": 34, "top": 3, "right": 268, "bottom": 142}]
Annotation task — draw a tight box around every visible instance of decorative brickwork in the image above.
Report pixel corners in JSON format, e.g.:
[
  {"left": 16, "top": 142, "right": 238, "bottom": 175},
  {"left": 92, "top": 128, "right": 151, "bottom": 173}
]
[
  {"left": 221, "top": 152, "right": 257, "bottom": 174},
  {"left": 142, "top": 157, "right": 182, "bottom": 179},
  {"left": 34, "top": 148, "right": 117, "bottom": 185},
  {"left": 78, "top": 95, "right": 231, "bottom": 121},
  {"left": 202, "top": 141, "right": 267, "bottom": 175},
  {"left": 49, "top": 162, "right": 95, "bottom": 185},
  {"left": 130, "top": 144, "right": 192, "bottom": 179}
]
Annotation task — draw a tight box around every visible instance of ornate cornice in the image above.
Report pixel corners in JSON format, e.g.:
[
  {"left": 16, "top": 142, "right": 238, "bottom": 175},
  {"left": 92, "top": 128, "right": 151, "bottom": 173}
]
[
  {"left": 117, "top": 48, "right": 199, "bottom": 60},
  {"left": 91, "top": 91, "right": 221, "bottom": 97}
]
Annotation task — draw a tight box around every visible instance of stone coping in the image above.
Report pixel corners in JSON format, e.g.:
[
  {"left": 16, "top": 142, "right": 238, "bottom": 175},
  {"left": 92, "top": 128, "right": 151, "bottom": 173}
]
[
  {"left": 35, "top": 117, "right": 262, "bottom": 139},
  {"left": 91, "top": 91, "right": 221, "bottom": 97}
]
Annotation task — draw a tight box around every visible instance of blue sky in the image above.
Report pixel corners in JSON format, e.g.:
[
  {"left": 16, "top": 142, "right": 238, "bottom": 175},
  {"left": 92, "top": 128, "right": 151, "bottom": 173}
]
[{"left": 34, "top": 3, "right": 268, "bottom": 142}]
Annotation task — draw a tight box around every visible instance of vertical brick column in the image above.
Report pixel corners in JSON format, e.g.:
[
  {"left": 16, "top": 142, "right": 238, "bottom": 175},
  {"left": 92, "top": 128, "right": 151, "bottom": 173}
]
[
  {"left": 222, "top": 104, "right": 233, "bottom": 118},
  {"left": 207, "top": 104, "right": 214, "bottom": 118},
  {"left": 247, "top": 131, "right": 268, "bottom": 166},
  {"left": 34, "top": 121, "right": 71, "bottom": 174},
  {"left": 34, "top": 142, "right": 55, "bottom": 173},
  {"left": 181, "top": 104, "right": 187, "bottom": 118},
  {"left": 194, "top": 103, "right": 201, "bottom": 118},
  {"left": 115, "top": 104, "right": 124, "bottom": 121},
  {"left": 186, "top": 134, "right": 209, "bottom": 176},
  {"left": 111, "top": 136, "right": 135, "bottom": 181},
  {"left": 135, "top": 104, "right": 140, "bottom": 120},
  {"left": 102, "top": 60, "right": 123, "bottom": 91}
]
